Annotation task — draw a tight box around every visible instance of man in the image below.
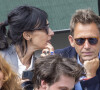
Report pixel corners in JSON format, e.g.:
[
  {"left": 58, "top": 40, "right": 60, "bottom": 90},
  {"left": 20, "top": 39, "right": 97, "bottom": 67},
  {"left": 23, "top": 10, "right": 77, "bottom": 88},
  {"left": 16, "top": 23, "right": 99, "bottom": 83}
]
[
  {"left": 55, "top": 9, "right": 100, "bottom": 90},
  {"left": 32, "top": 55, "right": 84, "bottom": 90}
]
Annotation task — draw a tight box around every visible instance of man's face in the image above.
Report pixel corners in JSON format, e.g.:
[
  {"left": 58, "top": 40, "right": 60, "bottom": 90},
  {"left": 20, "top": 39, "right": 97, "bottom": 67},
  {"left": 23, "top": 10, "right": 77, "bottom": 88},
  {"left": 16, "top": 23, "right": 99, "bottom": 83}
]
[
  {"left": 46, "top": 75, "right": 75, "bottom": 90},
  {"left": 69, "top": 22, "right": 100, "bottom": 62}
]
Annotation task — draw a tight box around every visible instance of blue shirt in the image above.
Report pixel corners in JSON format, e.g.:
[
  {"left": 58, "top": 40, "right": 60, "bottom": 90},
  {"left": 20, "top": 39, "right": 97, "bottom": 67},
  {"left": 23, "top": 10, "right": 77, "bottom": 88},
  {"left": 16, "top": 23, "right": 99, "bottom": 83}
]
[{"left": 75, "top": 55, "right": 83, "bottom": 90}]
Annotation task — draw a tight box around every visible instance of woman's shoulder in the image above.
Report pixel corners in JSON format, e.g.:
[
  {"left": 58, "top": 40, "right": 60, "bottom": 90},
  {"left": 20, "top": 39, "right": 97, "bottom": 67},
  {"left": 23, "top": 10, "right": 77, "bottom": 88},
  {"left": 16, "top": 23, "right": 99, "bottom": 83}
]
[{"left": 0, "top": 45, "right": 16, "bottom": 57}]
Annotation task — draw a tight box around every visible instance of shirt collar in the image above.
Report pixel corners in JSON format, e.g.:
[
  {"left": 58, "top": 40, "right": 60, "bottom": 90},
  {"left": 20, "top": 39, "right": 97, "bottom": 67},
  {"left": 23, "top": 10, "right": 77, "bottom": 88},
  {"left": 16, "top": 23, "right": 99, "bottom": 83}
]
[
  {"left": 17, "top": 54, "right": 34, "bottom": 70},
  {"left": 77, "top": 55, "right": 83, "bottom": 66}
]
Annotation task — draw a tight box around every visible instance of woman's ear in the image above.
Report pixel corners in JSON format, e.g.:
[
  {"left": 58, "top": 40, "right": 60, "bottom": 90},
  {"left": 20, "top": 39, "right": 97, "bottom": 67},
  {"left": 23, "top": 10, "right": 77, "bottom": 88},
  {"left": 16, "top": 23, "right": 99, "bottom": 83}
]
[
  {"left": 68, "top": 35, "right": 75, "bottom": 47},
  {"left": 23, "top": 31, "right": 31, "bottom": 40}
]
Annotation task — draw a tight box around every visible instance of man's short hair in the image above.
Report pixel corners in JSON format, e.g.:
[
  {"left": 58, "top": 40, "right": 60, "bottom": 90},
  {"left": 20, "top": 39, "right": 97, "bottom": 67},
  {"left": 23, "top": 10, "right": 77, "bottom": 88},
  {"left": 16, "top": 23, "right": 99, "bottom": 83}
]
[
  {"left": 33, "top": 55, "right": 84, "bottom": 89},
  {"left": 70, "top": 9, "right": 100, "bottom": 36}
]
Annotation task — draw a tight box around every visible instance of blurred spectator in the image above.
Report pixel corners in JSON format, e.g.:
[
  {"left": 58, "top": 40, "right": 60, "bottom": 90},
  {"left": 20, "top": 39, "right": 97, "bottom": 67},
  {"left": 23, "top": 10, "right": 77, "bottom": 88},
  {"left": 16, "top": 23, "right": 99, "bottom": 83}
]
[
  {"left": 0, "top": 55, "right": 22, "bottom": 90},
  {"left": 32, "top": 55, "right": 84, "bottom": 90}
]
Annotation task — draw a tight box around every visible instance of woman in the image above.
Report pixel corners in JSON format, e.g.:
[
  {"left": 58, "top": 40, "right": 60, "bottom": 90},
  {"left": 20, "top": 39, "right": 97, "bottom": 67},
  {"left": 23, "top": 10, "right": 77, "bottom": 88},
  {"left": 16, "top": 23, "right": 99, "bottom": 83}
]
[
  {"left": 0, "top": 55, "right": 22, "bottom": 90},
  {"left": 0, "top": 5, "right": 54, "bottom": 89},
  {"left": 0, "top": 5, "right": 54, "bottom": 75}
]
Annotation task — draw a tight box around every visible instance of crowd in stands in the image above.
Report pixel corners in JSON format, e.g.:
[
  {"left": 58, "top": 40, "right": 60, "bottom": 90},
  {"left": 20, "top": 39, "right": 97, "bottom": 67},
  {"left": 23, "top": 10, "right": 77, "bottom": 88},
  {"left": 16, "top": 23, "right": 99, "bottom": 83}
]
[{"left": 0, "top": 5, "right": 100, "bottom": 90}]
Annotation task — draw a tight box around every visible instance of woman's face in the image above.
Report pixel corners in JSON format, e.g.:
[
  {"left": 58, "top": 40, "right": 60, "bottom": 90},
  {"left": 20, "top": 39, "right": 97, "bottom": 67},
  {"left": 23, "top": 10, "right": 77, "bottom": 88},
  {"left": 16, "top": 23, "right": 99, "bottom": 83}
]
[
  {"left": 30, "top": 28, "right": 54, "bottom": 50},
  {"left": 0, "top": 71, "right": 4, "bottom": 89},
  {"left": 27, "top": 21, "right": 54, "bottom": 50}
]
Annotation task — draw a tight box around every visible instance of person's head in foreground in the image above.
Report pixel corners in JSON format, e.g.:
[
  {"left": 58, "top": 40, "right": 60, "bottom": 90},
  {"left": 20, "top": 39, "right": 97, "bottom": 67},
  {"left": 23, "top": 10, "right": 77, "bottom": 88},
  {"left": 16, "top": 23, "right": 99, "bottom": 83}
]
[
  {"left": 0, "top": 55, "right": 22, "bottom": 90},
  {"left": 68, "top": 9, "right": 100, "bottom": 63},
  {"left": 33, "top": 55, "right": 84, "bottom": 90}
]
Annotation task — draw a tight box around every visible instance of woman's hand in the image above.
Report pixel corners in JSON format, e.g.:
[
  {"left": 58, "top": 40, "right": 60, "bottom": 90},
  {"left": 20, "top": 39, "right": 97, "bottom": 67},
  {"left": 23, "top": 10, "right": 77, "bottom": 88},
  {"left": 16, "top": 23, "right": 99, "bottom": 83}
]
[
  {"left": 18, "top": 78, "right": 30, "bottom": 85},
  {"left": 41, "top": 43, "right": 54, "bottom": 57}
]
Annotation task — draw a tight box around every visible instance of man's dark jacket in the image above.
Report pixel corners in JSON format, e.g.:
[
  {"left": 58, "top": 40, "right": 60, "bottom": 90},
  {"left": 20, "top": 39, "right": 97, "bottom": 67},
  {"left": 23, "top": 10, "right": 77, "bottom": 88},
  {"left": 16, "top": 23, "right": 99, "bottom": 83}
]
[{"left": 55, "top": 46, "right": 100, "bottom": 90}]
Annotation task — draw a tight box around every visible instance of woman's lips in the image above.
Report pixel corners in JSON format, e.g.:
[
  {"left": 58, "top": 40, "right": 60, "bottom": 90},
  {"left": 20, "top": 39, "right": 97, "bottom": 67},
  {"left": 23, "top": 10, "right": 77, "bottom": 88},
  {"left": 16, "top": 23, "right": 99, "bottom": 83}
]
[{"left": 47, "top": 40, "right": 51, "bottom": 43}]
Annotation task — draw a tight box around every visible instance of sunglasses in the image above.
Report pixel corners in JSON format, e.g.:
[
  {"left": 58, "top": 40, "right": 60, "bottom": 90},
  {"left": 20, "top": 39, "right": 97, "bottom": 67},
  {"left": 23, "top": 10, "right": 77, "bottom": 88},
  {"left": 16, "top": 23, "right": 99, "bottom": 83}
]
[
  {"left": 31, "top": 24, "right": 49, "bottom": 34},
  {"left": 74, "top": 37, "right": 99, "bottom": 45}
]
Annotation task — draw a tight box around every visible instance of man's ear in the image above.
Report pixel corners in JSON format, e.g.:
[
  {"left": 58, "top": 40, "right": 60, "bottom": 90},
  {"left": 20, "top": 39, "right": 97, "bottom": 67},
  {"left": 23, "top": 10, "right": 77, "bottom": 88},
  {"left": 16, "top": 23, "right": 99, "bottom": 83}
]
[
  {"left": 68, "top": 35, "right": 75, "bottom": 47},
  {"left": 40, "top": 80, "right": 47, "bottom": 90},
  {"left": 23, "top": 31, "right": 31, "bottom": 40}
]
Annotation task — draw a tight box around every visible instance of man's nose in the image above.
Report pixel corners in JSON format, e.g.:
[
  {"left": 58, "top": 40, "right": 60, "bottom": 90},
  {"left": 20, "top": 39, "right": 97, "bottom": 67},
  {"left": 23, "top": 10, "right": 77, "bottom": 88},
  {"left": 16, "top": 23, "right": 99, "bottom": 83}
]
[{"left": 83, "top": 39, "right": 91, "bottom": 49}]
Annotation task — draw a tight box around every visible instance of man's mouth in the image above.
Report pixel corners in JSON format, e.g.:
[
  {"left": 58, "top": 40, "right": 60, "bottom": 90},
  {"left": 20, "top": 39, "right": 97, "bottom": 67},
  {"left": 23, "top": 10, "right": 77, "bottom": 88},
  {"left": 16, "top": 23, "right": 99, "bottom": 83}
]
[{"left": 82, "top": 52, "right": 93, "bottom": 56}]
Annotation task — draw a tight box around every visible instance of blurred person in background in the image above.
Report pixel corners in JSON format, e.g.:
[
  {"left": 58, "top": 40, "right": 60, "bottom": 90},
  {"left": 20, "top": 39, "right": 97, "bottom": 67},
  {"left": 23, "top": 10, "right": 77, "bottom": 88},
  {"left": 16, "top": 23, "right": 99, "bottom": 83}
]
[
  {"left": 32, "top": 55, "right": 84, "bottom": 90},
  {"left": 0, "top": 55, "right": 22, "bottom": 90}
]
